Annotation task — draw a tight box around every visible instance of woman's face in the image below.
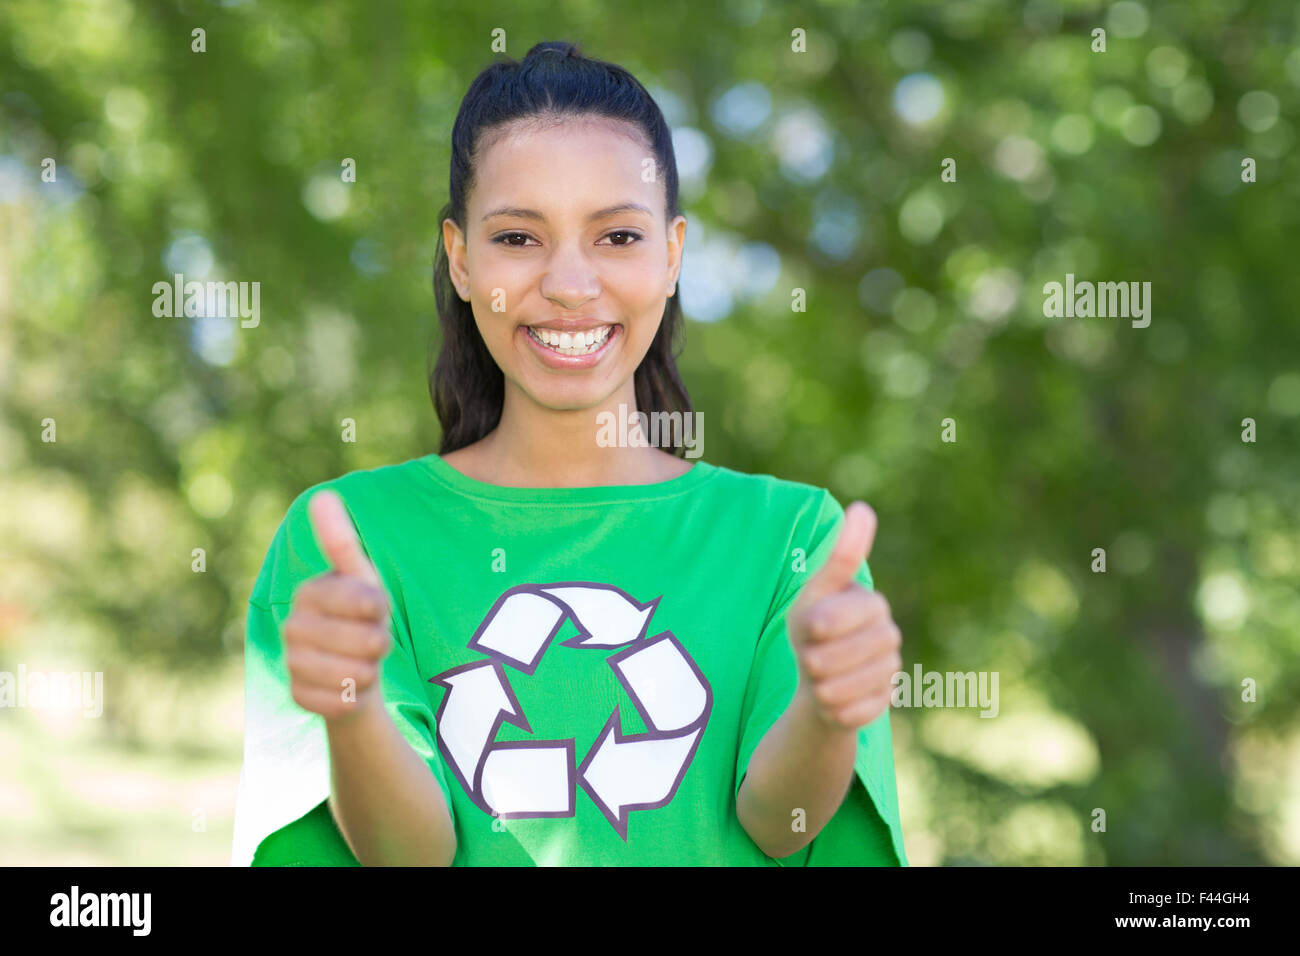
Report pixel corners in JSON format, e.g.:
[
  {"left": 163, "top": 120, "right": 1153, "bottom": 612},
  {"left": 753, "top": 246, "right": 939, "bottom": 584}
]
[{"left": 445, "top": 116, "right": 686, "bottom": 413}]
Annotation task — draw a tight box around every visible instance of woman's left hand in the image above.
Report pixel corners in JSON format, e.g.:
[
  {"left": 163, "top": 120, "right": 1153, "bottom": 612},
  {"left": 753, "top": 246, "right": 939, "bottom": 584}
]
[{"left": 787, "top": 501, "right": 903, "bottom": 731}]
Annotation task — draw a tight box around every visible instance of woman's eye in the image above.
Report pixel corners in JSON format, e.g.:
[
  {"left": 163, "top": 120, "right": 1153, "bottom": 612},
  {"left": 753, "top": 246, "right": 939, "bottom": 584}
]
[
  {"left": 604, "top": 230, "right": 644, "bottom": 247},
  {"left": 494, "top": 232, "right": 534, "bottom": 247}
]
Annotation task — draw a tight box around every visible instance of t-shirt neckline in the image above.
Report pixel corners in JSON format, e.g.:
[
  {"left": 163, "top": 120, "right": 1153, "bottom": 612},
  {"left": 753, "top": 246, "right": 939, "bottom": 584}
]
[{"left": 418, "top": 452, "right": 717, "bottom": 504}]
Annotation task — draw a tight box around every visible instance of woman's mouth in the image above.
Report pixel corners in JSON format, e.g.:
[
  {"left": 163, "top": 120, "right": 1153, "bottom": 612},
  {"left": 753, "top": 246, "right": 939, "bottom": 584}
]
[
  {"left": 525, "top": 324, "right": 615, "bottom": 356},
  {"left": 521, "top": 323, "right": 620, "bottom": 370}
]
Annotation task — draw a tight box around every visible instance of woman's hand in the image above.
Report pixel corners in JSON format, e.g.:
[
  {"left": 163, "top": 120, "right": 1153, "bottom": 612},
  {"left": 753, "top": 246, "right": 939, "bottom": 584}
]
[
  {"left": 786, "top": 502, "right": 903, "bottom": 732},
  {"left": 282, "top": 490, "right": 393, "bottom": 723}
]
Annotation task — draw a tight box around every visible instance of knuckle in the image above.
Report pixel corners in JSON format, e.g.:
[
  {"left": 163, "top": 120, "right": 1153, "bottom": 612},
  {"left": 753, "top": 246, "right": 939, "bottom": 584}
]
[
  {"left": 288, "top": 646, "right": 319, "bottom": 678},
  {"left": 287, "top": 612, "right": 321, "bottom": 642},
  {"left": 348, "top": 655, "right": 377, "bottom": 683},
  {"left": 356, "top": 584, "right": 386, "bottom": 619},
  {"left": 345, "top": 582, "right": 370, "bottom": 613},
  {"left": 803, "top": 651, "right": 823, "bottom": 678},
  {"left": 793, "top": 606, "right": 815, "bottom": 636},
  {"left": 348, "top": 659, "right": 376, "bottom": 684},
  {"left": 298, "top": 576, "right": 327, "bottom": 604},
  {"left": 814, "top": 682, "right": 838, "bottom": 708},
  {"left": 325, "top": 574, "right": 354, "bottom": 599}
]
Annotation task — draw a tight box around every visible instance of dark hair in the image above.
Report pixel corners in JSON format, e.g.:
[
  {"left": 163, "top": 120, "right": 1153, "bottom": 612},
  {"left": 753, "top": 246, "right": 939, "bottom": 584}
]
[{"left": 430, "top": 39, "right": 693, "bottom": 456}]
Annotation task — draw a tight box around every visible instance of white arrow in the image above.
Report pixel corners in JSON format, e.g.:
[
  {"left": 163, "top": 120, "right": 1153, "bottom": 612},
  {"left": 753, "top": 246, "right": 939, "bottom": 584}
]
[
  {"left": 480, "top": 744, "right": 573, "bottom": 816},
  {"left": 433, "top": 662, "right": 520, "bottom": 792},
  {"left": 541, "top": 585, "right": 657, "bottom": 647},
  {"left": 580, "top": 715, "right": 701, "bottom": 839},
  {"left": 472, "top": 590, "right": 567, "bottom": 671},
  {"left": 613, "top": 634, "right": 708, "bottom": 732}
]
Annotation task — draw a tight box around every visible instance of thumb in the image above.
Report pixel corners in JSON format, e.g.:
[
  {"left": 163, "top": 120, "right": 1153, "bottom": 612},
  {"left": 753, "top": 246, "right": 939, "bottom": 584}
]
[
  {"left": 308, "top": 489, "right": 380, "bottom": 584},
  {"left": 800, "top": 501, "right": 877, "bottom": 604}
]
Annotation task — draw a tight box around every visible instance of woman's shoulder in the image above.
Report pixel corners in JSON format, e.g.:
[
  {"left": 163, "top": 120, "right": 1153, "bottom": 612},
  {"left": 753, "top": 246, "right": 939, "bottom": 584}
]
[
  {"left": 700, "top": 463, "right": 854, "bottom": 559},
  {"left": 280, "top": 455, "right": 442, "bottom": 525},
  {"left": 250, "top": 456, "right": 442, "bottom": 602},
  {"left": 704, "top": 461, "right": 842, "bottom": 514}
]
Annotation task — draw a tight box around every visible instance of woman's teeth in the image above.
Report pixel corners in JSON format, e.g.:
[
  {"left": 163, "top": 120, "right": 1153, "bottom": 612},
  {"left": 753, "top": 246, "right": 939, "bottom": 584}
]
[{"left": 527, "top": 325, "right": 613, "bottom": 356}]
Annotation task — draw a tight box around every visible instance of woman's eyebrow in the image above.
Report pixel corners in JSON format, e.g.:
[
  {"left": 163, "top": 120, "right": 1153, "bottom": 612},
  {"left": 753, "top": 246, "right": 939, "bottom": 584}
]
[{"left": 481, "top": 202, "right": 653, "bottom": 223}]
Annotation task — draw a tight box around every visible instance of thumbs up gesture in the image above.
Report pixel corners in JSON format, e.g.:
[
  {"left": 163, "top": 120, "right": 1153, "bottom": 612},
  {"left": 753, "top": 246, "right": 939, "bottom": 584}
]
[
  {"left": 281, "top": 490, "right": 394, "bottom": 723},
  {"left": 788, "top": 502, "right": 902, "bottom": 732}
]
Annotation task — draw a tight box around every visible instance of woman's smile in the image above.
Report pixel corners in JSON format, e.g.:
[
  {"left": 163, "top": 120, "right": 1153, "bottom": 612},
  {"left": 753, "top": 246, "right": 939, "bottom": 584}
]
[{"left": 520, "top": 322, "right": 622, "bottom": 369}]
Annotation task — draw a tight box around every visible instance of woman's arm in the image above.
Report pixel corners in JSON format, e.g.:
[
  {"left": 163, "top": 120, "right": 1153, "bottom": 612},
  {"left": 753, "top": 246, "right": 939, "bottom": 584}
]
[
  {"left": 285, "top": 489, "right": 458, "bottom": 866},
  {"left": 737, "top": 500, "right": 901, "bottom": 859},
  {"left": 326, "top": 697, "right": 457, "bottom": 867},
  {"left": 736, "top": 686, "right": 857, "bottom": 858}
]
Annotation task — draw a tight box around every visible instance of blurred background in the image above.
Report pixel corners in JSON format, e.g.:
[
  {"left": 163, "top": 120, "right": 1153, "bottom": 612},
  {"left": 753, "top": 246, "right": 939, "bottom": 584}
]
[{"left": 1, "top": 0, "right": 1297, "bottom": 865}]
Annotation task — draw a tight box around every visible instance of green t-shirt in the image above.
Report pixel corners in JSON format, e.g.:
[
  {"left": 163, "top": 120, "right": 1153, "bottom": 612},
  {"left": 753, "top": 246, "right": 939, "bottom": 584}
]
[{"left": 232, "top": 453, "right": 907, "bottom": 867}]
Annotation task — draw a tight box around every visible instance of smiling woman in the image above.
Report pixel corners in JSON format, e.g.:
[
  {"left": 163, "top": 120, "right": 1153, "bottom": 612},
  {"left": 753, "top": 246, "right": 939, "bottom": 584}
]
[
  {"left": 431, "top": 52, "right": 692, "bottom": 482},
  {"left": 232, "top": 39, "right": 908, "bottom": 869}
]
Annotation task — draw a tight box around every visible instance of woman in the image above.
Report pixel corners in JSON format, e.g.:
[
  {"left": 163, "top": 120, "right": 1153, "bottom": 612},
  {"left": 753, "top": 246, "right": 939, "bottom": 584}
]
[{"left": 232, "top": 40, "right": 907, "bottom": 867}]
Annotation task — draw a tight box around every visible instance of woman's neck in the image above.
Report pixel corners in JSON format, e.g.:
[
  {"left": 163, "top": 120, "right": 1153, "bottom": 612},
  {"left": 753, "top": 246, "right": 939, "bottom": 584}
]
[{"left": 442, "top": 383, "right": 692, "bottom": 488}]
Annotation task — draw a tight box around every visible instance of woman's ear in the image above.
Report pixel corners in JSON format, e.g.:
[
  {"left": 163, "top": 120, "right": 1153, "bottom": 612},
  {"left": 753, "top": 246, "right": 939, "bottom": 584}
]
[
  {"left": 666, "top": 214, "right": 687, "bottom": 297},
  {"left": 443, "top": 217, "right": 470, "bottom": 302}
]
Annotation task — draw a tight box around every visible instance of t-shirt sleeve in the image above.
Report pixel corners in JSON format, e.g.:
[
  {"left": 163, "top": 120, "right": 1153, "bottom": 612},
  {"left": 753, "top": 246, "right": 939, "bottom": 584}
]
[
  {"left": 230, "top": 485, "right": 457, "bottom": 867},
  {"left": 733, "top": 489, "right": 908, "bottom": 867}
]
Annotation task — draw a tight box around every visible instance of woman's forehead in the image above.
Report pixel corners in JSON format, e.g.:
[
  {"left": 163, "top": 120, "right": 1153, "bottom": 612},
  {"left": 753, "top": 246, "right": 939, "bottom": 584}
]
[
  {"left": 470, "top": 118, "right": 660, "bottom": 217},
  {"left": 478, "top": 113, "right": 648, "bottom": 162}
]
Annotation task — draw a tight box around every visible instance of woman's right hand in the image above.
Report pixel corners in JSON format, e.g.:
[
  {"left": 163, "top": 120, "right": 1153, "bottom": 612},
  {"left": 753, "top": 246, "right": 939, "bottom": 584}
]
[{"left": 282, "top": 489, "right": 394, "bottom": 723}]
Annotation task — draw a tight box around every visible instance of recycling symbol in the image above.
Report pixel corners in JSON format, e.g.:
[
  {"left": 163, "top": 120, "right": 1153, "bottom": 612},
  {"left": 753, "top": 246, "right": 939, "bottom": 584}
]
[{"left": 429, "top": 582, "right": 713, "bottom": 840}]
